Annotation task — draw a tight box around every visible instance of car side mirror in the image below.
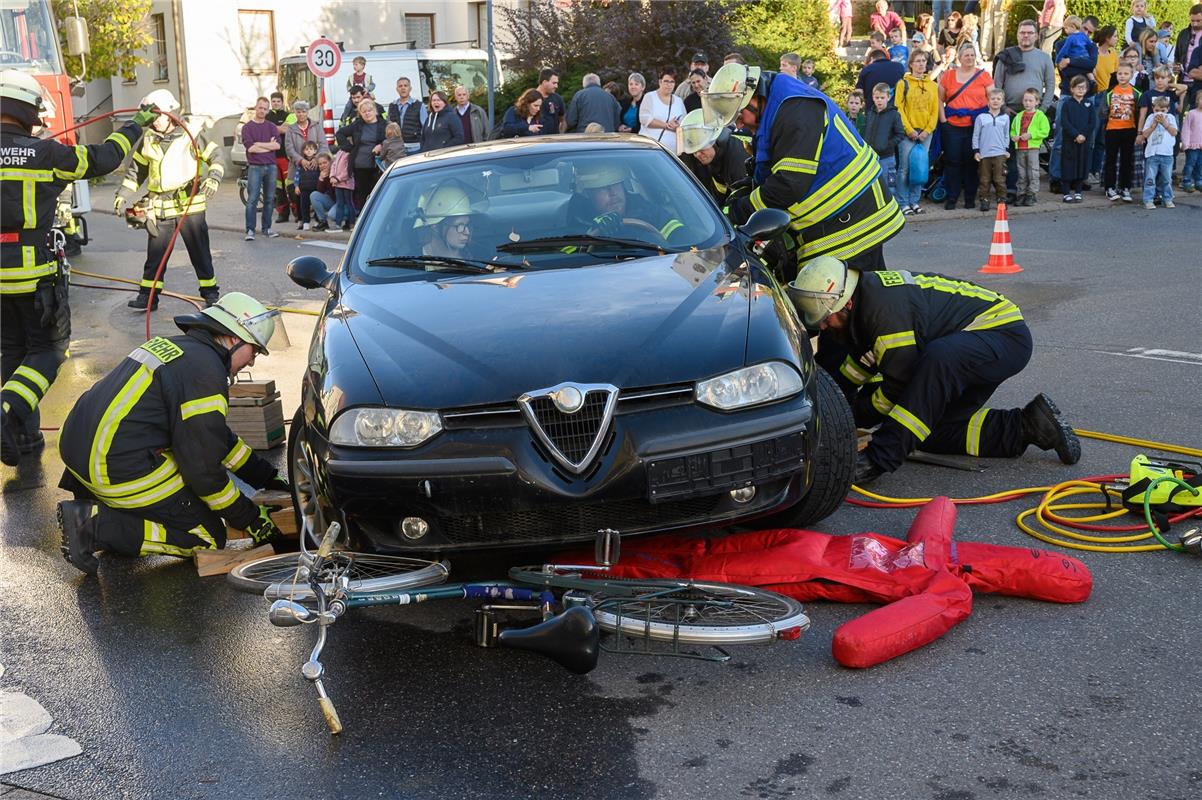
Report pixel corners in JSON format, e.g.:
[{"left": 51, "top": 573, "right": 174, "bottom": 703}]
[
  {"left": 736, "top": 208, "right": 791, "bottom": 242},
  {"left": 287, "top": 256, "right": 335, "bottom": 292}
]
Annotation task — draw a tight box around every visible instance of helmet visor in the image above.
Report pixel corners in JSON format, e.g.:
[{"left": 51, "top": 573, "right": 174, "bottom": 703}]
[{"left": 212, "top": 302, "right": 280, "bottom": 354}]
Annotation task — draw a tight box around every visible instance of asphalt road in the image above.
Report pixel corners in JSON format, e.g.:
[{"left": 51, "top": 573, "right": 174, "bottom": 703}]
[{"left": 1, "top": 193, "right": 1199, "bottom": 800}]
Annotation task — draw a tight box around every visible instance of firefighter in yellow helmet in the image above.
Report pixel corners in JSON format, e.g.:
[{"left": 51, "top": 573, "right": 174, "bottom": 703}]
[
  {"left": 114, "top": 89, "right": 225, "bottom": 311},
  {"left": 788, "top": 257, "right": 1080, "bottom": 484},
  {"left": 566, "top": 162, "right": 689, "bottom": 246},
  {"left": 415, "top": 183, "right": 484, "bottom": 258},
  {"left": 56, "top": 292, "right": 290, "bottom": 576},
  {"left": 1, "top": 69, "right": 153, "bottom": 468}
]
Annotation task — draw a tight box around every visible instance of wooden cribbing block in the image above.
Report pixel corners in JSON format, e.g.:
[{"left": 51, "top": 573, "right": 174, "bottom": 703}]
[
  {"left": 230, "top": 380, "right": 276, "bottom": 398},
  {"left": 195, "top": 543, "right": 274, "bottom": 577},
  {"left": 226, "top": 490, "right": 298, "bottom": 540},
  {"left": 227, "top": 395, "right": 286, "bottom": 450}
]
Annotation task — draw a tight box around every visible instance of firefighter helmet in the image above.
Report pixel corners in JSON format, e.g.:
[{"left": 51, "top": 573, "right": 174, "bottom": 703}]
[
  {"left": 679, "top": 108, "right": 726, "bottom": 154},
  {"left": 0, "top": 69, "right": 45, "bottom": 129},
  {"left": 175, "top": 292, "right": 278, "bottom": 355},
  {"left": 575, "top": 162, "right": 627, "bottom": 190},
  {"left": 415, "top": 184, "right": 484, "bottom": 227},
  {"left": 786, "top": 256, "right": 860, "bottom": 330},
  {"left": 141, "top": 89, "right": 180, "bottom": 114},
  {"left": 700, "top": 64, "right": 762, "bottom": 127}
]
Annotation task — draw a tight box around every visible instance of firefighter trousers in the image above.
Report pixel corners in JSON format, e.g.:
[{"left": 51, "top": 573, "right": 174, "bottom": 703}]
[
  {"left": 140, "top": 212, "right": 217, "bottom": 293},
  {"left": 1, "top": 289, "right": 69, "bottom": 426},
  {"left": 864, "top": 324, "right": 1034, "bottom": 472},
  {"left": 65, "top": 478, "right": 228, "bottom": 558}
]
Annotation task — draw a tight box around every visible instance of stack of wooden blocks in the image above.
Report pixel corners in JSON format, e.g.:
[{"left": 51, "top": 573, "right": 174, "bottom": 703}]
[{"left": 228, "top": 379, "right": 285, "bottom": 450}]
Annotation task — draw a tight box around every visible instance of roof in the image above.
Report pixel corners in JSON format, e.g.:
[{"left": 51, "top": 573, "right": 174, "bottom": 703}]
[{"left": 383, "top": 133, "right": 671, "bottom": 175}]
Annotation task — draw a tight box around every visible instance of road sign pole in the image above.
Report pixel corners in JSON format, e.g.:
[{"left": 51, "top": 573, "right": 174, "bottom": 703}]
[{"left": 487, "top": 0, "right": 495, "bottom": 126}]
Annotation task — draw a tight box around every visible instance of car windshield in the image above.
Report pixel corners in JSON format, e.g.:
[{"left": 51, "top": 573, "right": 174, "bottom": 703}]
[{"left": 350, "top": 146, "right": 730, "bottom": 281}]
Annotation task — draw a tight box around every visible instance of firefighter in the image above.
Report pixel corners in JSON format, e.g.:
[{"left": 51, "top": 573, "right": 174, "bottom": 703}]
[
  {"left": 787, "top": 257, "right": 1081, "bottom": 484},
  {"left": 1, "top": 69, "right": 152, "bottom": 467},
  {"left": 678, "top": 108, "right": 751, "bottom": 205},
  {"left": 114, "top": 89, "right": 223, "bottom": 311},
  {"left": 566, "top": 163, "right": 689, "bottom": 247},
  {"left": 702, "top": 63, "right": 904, "bottom": 272},
  {"left": 56, "top": 292, "right": 290, "bottom": 576}
]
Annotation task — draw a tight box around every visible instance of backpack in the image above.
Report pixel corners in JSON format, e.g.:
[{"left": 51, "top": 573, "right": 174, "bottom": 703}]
[{"left": 330, "top": 150, "right": 354, "bottom": 190}]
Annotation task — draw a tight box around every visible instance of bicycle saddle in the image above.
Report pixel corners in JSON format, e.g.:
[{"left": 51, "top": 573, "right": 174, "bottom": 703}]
[{"left": 498, "top": 606, "right": 600, "bottom": 675}]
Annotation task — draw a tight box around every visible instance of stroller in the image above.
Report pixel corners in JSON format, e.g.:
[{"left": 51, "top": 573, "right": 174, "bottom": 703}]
[{"left": 919, "top": 125, "right": 948, "bottom": 203}]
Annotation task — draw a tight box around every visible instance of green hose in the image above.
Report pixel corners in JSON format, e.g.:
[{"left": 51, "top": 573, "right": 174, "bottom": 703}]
[{"left": 1142, "top": 476, "right": 1200, "bottom": 552}]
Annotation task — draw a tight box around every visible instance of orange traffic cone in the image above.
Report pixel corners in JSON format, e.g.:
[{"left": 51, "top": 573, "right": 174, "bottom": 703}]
[{"left": 979, "top": 203, "right": 1022, "bottom": 274}]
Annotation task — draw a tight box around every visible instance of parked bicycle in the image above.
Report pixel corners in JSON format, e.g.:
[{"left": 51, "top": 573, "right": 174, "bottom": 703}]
[{"left": 229, "top": 523, "right": 810, "bottom": 735}]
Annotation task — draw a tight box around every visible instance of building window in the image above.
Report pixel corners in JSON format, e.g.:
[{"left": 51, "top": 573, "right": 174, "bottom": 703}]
[
  {"left": 404, "top": 13, "right": 434, "bottom": 48},
  {"left": 472, "top": 2, "right": 487, "bottom": 48},
  {"left": 237, "top": 9, "right": 277, "bottom": 75},
  {"left": 151, "top": 13, "right": 168, "bottom": 82}
]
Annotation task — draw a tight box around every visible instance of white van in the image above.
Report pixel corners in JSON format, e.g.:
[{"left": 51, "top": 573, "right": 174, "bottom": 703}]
[{"left": 231, "top": 48, "right": 501, "bottom": 164}]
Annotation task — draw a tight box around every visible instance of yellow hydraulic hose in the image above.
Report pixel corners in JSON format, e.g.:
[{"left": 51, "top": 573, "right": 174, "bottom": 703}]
[{"left": 71, "top": 267, "right": 321, "bottom": 316}]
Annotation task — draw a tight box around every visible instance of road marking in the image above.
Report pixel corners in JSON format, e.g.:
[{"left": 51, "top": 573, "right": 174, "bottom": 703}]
[
  {"left": 0, "top": 688, "right": 82, "bottom": 774},
  {"left": 1111, "top": 347, "right": 1202, "bottom": 366},
  {"left": 302, "top": 241, "right": 348, "bottom": 252}
]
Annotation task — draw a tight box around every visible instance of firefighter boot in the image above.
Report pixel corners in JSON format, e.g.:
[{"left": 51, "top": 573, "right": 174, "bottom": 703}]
[
  {"left": 15, "top": 407, "right": 44, "bottom": 454},
  {"left": 127, "top": 290, "right": 159, "bottom": 311},
  {"left": 854, "top": 452, "right": 886, "bottom": 485},
  {"left": 58, "top": 500, "right": 100, "bottom": 576},
  {"left": 0, "top": 407, "right": 20, "bottom": 467},
  {"left": 1021, "top": 394, "right": 1081, "bottom": 465},
  {"left": 199, "top": 288, "right": 220, "bottom": 308}
]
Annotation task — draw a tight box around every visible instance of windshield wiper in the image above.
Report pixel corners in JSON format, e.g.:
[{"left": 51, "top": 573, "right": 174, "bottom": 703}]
[
  {"left": 364, "top": 255, "right": 507, "bottom": 274},
  {"left": 496, "top": 235, "right": 679, "bottom": 254}
]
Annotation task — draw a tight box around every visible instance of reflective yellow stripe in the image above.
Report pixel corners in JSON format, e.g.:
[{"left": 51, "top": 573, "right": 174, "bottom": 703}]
[
  {"left": 107, "top": 130, "right": 132, "bottom": 158},
  {"left": 53, "top": 145, "right": 90, "bottom": 181},
  {"left": 222, "top": 439, "right": 253, "bottom": 471},
  {"left": 964, "top": 299, "right": 1025, "bottom": 331},
  {"left": 200, "top": 479, "right": 241, "bottom": 511},
  {"left": 22, "top": 179, "right": 36, "bottom": 227},
  {"left": 180, "top": 394, "right": 228, "bottom": 420},
  {"left": 13, "top": 365, "right": 49, "bottom": 392},
  {"left": 913, "top": 274, "right": 999, "bottom": 301},
  {"left": 889, "top": 403, "right": 931, "bottom": 441},
  {"left": 67, "top": 463, "right": 187, "bottom": 509},
  {"left": 966, "top": 407, "right": 989, "bottom": 456},
  {"left": 872, "top": 331, "right": 917, "bottom": 363},
  {"left": 797, "top": 197, "right": 903, "bottom": 259},
  {"left": 772, "top": 157, "right": 819, "bottom": 175},
  {"left": 139, "top": 279, "right": 165, "bottom": 290},
  {"left": 139, "top": 520, "right": 192, "bottom": 557},
  {"left": 749, "top": 186, "right": 766, "bottom": 212},
  {"left": 0, "top": 168, "right": 55, "bottom": 180},
  {"left": 871, "top": 386, "right": 894, "bottom": 415},
  {"left": 0, "top": 261, "right": 57, "bottom": 280},
  {"left": 2, "top": 380, "right": 38, "bottom": 410},
  {"left": 197, "top": 277, "right": 217, "bottom": 288},
  {"left": 839, "top": 356, "right": 873, "bottom": 386},
  {"left": 660, "top": 219, "right": 683, "bottom": 239},
  {"left": 90, "top": 367, "right": 154, "bottom": 485},
  {"left": 787, "top": 143, "right": 879, "bottom": 227}
]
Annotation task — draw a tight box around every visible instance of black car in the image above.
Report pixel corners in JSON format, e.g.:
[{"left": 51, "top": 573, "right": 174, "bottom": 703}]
[{"left": 286, "top": 135, "right": 855, "bottom": 553}]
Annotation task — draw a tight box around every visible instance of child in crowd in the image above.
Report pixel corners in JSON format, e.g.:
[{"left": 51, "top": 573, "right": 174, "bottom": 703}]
[
  {"left": 864, "top": 83, "right": 905, "bottom": 192},
  {"left": 1122, "top": 0, "right": 1155, "bottom": 47},
  {"left": 294, "top": 141, "right": 321, "bottom": 231},
  {"left": 866, "top": 31, "right": 888, "bottom": 63},
  {"left": 1140, "top": 95, "right": 1177, "bottom": 209},
  {"left": 583, "top": 122, "right": 605, "bottom": 133},
  {"left": 870, "top": 1, "right": 906, "bottom": 40},
  {"left": 1102, "top": 63, "right": 1141, "bottom": 202},
  {"left": 958, "top": 14, "right": 979, "bottom": 48},
  {"left": 1060, "top": 76, "right": 1093, "bottom": 203},
  {"left": 1056, "top": 16, "right": 1093, "bottom": 64},
  {"left": 309, "top": 152, "right": 336, "bottom": 232},
  {"left": 1180, "top": 93, "right": 1202, "bottom": 192},
  {"left": 1010, "top": 87, "right": 1050, "bottom": 206},
  {"left": 846, "top": 89, "right": 867, "bottom": 136},
  {"left": 329, "top": 149, "right": 356, "bottom": 231},
  {"left": 800, "top": 59, "right": 821, "bottom": 89},
  {"left": 889, "top": 28, "right": 910, "bottom": 64},
  {"left": 379, "top": 122, "right": 409, "bottom": 167},
  {"left": 1155, "top": 21, "right": 1175, "bottom": 67},
  {"left": 973, "top": 87, "right": 1010, "bottom": 212},
  {"left": 346, "top": 56, "right": 375, "bottom": 94},
  {"left": 1135, "top": 66, "right": 1182, "bottom": 204},
  {"left": 896, "top": 49, "right": 938, "bottom": 214}
]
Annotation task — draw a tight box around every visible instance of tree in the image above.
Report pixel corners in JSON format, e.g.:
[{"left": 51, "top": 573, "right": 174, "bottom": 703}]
[
  {"left": 733, "top": 0, "right": 857, "bottom": 103},
  {"left": 52, "top": 0, "right": 153, "bottom": 81}
]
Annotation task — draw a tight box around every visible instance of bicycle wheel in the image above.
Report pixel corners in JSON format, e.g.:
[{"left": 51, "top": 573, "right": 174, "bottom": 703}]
[
  {"left": 227, "top": 551, "right": 449, "bottom": 597},
  {"left": 587, "top": 580, "right": 809, "bottom": 646}
]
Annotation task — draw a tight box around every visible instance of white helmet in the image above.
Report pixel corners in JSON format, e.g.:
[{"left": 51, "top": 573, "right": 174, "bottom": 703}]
[
  {"left": 679, "top": 108, "right": 725, "bottom": 154},
  {"left": 175, "top": 292, "right": 278, "bottom": 355},
  {"left": 141, "top": 88, "right": 180, "bottom": 114},
  {"left": 415, "top": 184, "right": 485, "bottom": 227},
  {"left": 0, "top": 69, "right": 45, "bottom": 128},
  {"left": 786, "top": 257, "right": 860, "bottom": 330},
  {"left": 701, "top": 63, "right": 762, "bottom": 127}
]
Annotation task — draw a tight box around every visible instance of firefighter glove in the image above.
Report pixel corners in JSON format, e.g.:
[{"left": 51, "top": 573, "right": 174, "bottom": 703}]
[
  {"left": 264, "top": 475, "right": 291, "bottom": 494},
  {"left": 113, "top": 195, "right": 127, "bottom": 216},
  {"left": 246, "top": 505, "right": 284, "bottom": 545},
  {"left": 589, "top": 212, "right": 623, "bottom": 236},
  {"left": 132, "top": 104, "right": 160, "bottom": 128},
  {"left": 201, "top": 177, "right": 220, "bottom": 200}
]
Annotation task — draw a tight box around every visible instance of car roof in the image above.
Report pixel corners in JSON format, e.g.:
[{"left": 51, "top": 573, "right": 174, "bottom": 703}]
[{"left": 383, "top": 134, "right": 672, "bottom": 176}]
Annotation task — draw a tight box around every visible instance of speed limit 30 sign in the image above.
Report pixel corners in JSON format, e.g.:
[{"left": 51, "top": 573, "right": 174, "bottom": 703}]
[{"left": 306, "top": 38, "right": 341, "bottom": 78}]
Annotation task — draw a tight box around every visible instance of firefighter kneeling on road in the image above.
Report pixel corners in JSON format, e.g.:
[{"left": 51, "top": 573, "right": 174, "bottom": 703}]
[
  {"left": 787, "top": 257, "right": 1081, "bottom": 484},
  {"left": 56, "top": 292, "right": 289, "bottom": 576},
  {"left": 115, "top": 89, "right": 223, "bottom": 311},
  {"left": 1, "top": 70, "right": 153, "bottom": 468}
]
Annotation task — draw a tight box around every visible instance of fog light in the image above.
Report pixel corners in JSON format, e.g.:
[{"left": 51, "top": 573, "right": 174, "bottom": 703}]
[
  {"left": 401, "top": 517, "right": 429, "bottom": 540},
  {"left": 730, "top": 485, "right": 757, "bottom": 504}
]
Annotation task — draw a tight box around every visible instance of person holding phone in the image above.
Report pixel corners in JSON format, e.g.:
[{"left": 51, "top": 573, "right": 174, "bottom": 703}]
[{"left": 640, "top": 66, "right": 686, "bottom": 151}]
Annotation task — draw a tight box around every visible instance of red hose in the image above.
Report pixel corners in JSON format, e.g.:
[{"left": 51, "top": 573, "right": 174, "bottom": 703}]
[{"left": 53, "top": 107, "right": 203, "bottom": 340}]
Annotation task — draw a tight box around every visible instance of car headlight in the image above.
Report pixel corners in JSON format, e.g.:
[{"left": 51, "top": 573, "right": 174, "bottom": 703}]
[
  {"left": 329, "top": 408, "right": 443, "bottom": 447},
  {"left": 695, "top": 362, "right": 803, "bottom": 411}
]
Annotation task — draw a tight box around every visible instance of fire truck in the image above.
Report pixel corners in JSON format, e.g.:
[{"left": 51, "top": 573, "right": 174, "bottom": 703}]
[{"left": 1, "top": 0, "right": 92, "bottom": 248}]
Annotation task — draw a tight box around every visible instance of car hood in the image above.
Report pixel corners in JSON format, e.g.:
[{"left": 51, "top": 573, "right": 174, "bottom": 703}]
[{"left": 340, "top": 246, "right": 753, "bottom": 409}]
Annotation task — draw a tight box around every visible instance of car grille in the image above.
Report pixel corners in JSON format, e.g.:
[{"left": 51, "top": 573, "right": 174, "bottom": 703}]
[
  {"left": 526, "top": 390, "right": 609, "bottom": 465},
  {"left": 439, "top": 495, "right": 724, "bottom": 546}
]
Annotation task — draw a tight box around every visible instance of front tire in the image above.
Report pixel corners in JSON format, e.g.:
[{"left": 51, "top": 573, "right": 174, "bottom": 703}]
[{"left": 763, "top": 368, "right": 855, "bottom": 528}]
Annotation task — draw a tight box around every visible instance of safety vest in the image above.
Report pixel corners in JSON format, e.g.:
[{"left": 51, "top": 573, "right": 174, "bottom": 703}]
[
  {"left": 119, "top": 121, "right": 223, "bottom": 219},
  {"left": 752, "top": 74, "right": 882, "bottom": 231}
]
